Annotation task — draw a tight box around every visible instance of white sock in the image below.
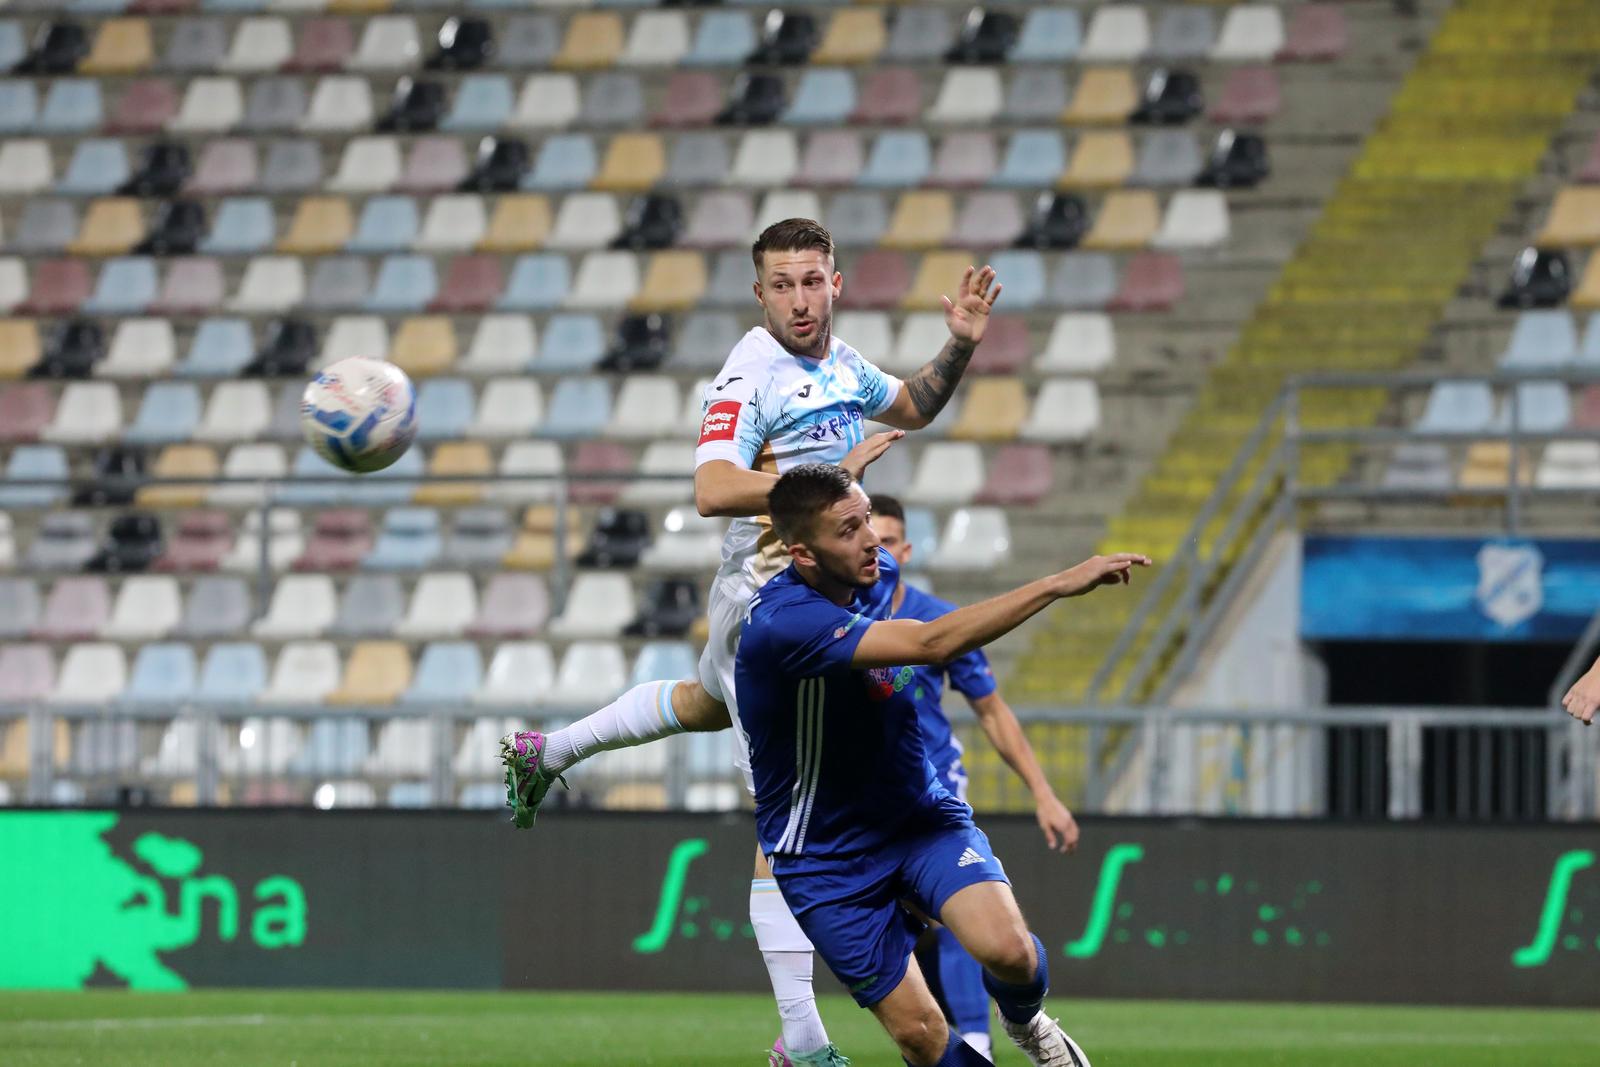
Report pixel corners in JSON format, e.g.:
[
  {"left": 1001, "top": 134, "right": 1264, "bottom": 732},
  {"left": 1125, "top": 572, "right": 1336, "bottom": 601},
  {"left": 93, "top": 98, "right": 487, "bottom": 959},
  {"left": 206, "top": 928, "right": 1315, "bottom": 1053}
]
[
  {"left": 539, "top": 681, "right": 681, "bottom": 776},
  {"left": 751, "top": 878, "right": 829, "bottom": 1057},
  {"left": 961, "top": 1031, "right": 994, "bottom": 1061}
]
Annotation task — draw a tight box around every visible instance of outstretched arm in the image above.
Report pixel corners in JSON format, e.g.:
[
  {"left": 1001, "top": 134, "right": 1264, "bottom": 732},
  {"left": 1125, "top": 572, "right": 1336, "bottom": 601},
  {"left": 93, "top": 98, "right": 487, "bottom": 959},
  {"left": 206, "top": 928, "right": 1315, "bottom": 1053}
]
[
  {"left": 693, "top": 430, "right": 905, "bottom": 517},
  {"left": 879, "top": 265, "right": 1001, "bottom": 430},
  {"left": 969, "top": 690, "right": 1079, "bottom": 853},
  {"left": 851, "top": 553, "right": 1150, "bottom": 669},
  {"left": 1563, "top": 657, "right": 1600, "bottom": 724}
]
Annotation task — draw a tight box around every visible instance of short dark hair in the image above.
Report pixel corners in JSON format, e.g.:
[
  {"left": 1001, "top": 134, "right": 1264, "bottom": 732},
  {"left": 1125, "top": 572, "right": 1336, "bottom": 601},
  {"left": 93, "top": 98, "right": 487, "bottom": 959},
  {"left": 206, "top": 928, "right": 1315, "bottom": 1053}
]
[
  {"left": 751, "top": 218, "right": 834, "bottom": 274},
  {"left": 869, "top": 494, "right": 905, "bottom": 524},
  {"left": 768, "top": 463, "right": 857, "bottom": 546}
]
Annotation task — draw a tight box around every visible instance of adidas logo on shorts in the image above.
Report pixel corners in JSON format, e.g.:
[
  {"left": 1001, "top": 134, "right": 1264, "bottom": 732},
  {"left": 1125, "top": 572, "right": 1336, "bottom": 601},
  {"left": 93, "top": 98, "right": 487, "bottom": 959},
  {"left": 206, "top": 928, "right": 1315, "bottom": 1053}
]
[{"left": 957, "top": 847, "right": 986, "bottom": 868}]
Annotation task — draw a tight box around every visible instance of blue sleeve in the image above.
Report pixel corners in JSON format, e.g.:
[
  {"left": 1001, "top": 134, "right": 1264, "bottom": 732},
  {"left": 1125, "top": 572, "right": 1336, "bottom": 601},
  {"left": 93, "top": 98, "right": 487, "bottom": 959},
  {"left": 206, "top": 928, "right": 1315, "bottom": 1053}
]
[
  {"left": 947, "top": 646, "right": 997, "bottom": 701},
  {"left": 767, "top": 596, "right": 871, "bottom": 677}
]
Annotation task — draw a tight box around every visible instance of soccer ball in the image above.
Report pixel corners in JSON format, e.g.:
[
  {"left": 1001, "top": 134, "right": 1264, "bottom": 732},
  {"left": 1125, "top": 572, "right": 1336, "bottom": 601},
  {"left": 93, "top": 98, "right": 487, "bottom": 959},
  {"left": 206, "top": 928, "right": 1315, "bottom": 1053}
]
[{"left": 300, "top": 357, "right": 418, "bottom": 473}]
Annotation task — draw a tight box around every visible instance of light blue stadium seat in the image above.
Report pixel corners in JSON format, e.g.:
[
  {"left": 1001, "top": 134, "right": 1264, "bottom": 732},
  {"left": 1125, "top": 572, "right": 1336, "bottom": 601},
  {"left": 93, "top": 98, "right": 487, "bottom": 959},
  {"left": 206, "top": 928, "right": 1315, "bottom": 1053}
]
[
  {"left": 68, "top": 0, "right": 132, "bottom": 12},
  {"left": 1014, "top": 8, "right": 1083, "bottom": 62},
  {"left": 201, "top": 198, "right": 274, "bottom": 254},
  {"left": 785, "top": 68, "right": 856, "bottom": 126},
  {"left": 38, "top": 80, "right": 102, "bottom": 133},
  {"left": 387, "top": 782, "right": 432, "bottom": 808},
  {"left": 198, "top": 643, "right": 268, "bottom": 702},
  {"left": 631, "top": 641, "right": 697, "bottom": 686},
  {"left": 1583, "top": 313, "right": 1600, "bottom": 365},
  {"left": 460, "top": 782, "right": 505, "bottom": 808},
  {"left": 686, "top": 11, "right": 755, "bottom": 66},
  {"left": 0, "top": 81, "right": 38, "bottom": 133},
  {"left": 986, "top": 251, "right": 1046, "bottom": 310},
  {"left": 535, "top": 314, "right": 605, "bottom": 373},
  {"left": 1049, "top": 254, "right": 1119, "bottom": 309},
  {"left": 178, "top": 318, "right": 253, "bottom": 378},
  {"left": 279, "top": 446, "right": 356, "bottom": 506},
  {"left": 1416, "top": 382, "right": 1496, "bottom": 434},
  {"left": 442, "top": 75, "right": 514, "bottom": 131},
  {"left": 122, "top": 644, "right": 198, "bottom": 705},
  {"left": 522, "top": 135, "right": 597, "bottom": 191},
  {"left": 903, "top": 506, "right": 939, "bottom": 560},
  {"left": 347, "top": 197, "right": 419, "bottom": 254},
  {"left": 685, "top": 730, "right": 737, "bottom": 777},
  {"left": 1500, "top": 311, "right": 1578, "bottom": 370},
  {"left": 84, "top": 258, "right": 158, "bottom": 315},
  {"left": 364, "top": 507, "right": 442, "bottom": 570},
  {"left": 0, "top": 445, "right": 68, "bottom": 508},
  {"left": 289, "top": 720, "right": 370, "bottom": 775},
  {"left": 1511, "top": 382, "right": 1572, "bottom": 433},
  {"left": 499, "top": 254, "right": 570, "bottom": 310},
  {"left": 202, "top": 0, "right": 266, "bottom": 10},
  {"left": 366, "top": 256, "right": 438, "bottom": 312},
  {"left": 125, "top": 382, "right": 201, "bottom": 444},
  {"left": 541, "top": 377, "right": 612, "bottom": 439},
  {"left": 403, "top": 642, "right": 483, "bottom": 703},
  {"left": 0, "top": 23, "right": 22, "bottom": 71},
  {"left": 995, "top": 131, "right": 1067, "bottom": 188},
  {"left": 415, "top": 379, "right": 475, "bottom": 441},
  {"left": 859, "top": 132, "right": 931, "bottom": 188},
  {"left": 57, "top": 139, "right": 129, "bottom": 195}
]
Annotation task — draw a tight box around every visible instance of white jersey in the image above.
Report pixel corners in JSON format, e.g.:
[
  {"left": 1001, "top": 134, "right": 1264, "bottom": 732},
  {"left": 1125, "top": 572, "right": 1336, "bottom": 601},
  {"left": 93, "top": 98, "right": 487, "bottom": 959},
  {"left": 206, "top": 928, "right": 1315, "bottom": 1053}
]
[{"left": 693, "top": 327, "right": 901, "bottom": 589}]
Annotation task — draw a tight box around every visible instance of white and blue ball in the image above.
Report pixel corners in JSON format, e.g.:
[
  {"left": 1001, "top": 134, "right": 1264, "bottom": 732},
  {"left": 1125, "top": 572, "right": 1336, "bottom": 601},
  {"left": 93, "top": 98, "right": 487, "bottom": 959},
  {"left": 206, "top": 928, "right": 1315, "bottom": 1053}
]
[{"left": 300, "top": 357, "right": 418, "bottom": 474}]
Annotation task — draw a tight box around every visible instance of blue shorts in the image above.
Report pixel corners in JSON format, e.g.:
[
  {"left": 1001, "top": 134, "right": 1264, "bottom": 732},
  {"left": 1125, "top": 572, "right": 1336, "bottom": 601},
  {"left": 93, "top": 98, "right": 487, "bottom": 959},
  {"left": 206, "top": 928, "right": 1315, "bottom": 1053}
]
[{"left": 772, "top": 796, "right": 1008, "bottom": 1008}]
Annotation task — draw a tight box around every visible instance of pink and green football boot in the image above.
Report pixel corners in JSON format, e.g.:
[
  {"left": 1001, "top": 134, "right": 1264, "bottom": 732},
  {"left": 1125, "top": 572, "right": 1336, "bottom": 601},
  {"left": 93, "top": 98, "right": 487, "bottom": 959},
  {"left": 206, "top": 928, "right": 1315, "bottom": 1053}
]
[
  {"left": 769, "top": 1038, "right": 851, "bottom": 1066},
  {"left": 500, "top": 730, "right": 563, "bottom": 829}
]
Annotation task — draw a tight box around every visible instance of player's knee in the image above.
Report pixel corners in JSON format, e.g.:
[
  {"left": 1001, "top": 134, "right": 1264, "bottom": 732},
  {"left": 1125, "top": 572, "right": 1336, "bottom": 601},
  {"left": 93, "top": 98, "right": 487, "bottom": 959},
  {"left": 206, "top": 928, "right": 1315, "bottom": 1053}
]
[
  {"left": 885, "top": 1001, "right": 947, "bottom": 1063},
  {"left": 976, "top": 925, "right": 1035, "bottom": 984}
]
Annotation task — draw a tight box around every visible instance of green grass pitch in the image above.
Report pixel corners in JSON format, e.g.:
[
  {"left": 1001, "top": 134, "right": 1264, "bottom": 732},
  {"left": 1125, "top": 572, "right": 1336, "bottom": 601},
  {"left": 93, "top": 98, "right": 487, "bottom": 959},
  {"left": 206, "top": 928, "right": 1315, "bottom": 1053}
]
[{"left": 5, "top": 990, "right": 1597, "bottom": 1066}]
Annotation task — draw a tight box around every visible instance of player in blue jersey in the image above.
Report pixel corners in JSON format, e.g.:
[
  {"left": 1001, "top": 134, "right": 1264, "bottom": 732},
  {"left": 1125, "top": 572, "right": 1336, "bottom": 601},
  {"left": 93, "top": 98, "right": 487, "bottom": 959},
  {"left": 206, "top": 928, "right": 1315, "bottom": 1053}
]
[
  {"left": 867, "top": 494, "right": 1078, "bottom": 1062},
  {"left": 736, "top": 464, "right": 1148, "bottom": 1067}
]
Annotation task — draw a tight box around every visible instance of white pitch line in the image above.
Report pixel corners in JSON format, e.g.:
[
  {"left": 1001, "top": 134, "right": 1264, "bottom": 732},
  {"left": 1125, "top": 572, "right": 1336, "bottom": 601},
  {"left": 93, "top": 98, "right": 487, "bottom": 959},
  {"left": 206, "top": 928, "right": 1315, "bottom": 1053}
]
[{"left": 4, "top": 1014, "right": 269, "bottom": 1031}]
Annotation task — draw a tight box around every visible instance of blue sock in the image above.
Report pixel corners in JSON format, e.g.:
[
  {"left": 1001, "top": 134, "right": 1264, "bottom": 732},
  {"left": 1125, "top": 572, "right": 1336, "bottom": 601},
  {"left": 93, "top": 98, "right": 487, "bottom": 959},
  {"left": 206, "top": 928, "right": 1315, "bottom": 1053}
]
[
  {"left": 935, "top": 926, "right": 991, "bottom": 1040},
  {"left": 981, "top": 933, "right": 1049, "bottom": 1025},
  {"left": 905, "top": 1029, "right": 992, "bottom": 1066}
]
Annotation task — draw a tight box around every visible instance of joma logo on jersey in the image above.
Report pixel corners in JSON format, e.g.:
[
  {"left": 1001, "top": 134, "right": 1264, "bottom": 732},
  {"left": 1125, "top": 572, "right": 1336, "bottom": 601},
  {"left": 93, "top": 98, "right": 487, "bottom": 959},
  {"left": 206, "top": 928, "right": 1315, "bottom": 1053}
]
[
  {"left": 865, "top": 665, "right": 914, "bottom": 702},
  {"left": 699, "top": 401, "right": 741, "bottom": 444}
]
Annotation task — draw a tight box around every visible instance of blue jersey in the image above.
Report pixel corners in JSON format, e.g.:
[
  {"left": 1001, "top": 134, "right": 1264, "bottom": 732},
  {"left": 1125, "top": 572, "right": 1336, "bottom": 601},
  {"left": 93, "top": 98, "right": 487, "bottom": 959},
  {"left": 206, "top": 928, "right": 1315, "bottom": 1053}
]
[
  {"left": 736, "top": 548, "right": 952, "bottom": 863},
  {"left": 894, "top": 584, "right": 998, "bottom": 782}
]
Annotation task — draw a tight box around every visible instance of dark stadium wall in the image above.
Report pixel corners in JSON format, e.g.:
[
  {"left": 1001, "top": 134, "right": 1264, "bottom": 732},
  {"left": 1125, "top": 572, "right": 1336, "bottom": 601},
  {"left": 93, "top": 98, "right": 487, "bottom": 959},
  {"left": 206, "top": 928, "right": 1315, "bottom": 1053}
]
[{"left": 3, "top": 810, "right": 1599, "bottom": 1007}]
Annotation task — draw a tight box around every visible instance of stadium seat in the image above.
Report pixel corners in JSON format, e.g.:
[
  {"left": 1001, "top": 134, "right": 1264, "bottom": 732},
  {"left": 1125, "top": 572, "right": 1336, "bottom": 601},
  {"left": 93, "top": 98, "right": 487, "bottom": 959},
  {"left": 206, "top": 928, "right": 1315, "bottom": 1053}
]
[
  {"left": 546, "top": 193, "right": 622, "bottom": 251},
  {"left": 170, "top": 575, "right": 250, "bottom": 641},
  {"left": 107, "top": 79, "right": 177, "bottom": 134},
  {"left": 121, "top": 644, "right": 197, "bottom": 710},
  {"left": 277, "top": 197, "right": 352, "bottom": 255},
  {"left": 1416, "top": 382, "right": 1496, "bottom": 434},
  {"left": 622, "top": 443, "right": 695, "bottom": 507},
  {"left": 464, "top": 573, "right": 549, "bottom": 639},
  {"left": 84, "top": 258, "right": 158, "bottom": 316},
  {"left": 229, "top": 256, "right": 305, "bottom": 313},
  {"left": 201, "top": 199, "right": 273, "bottom": 255},
  {"left": 1381, "top": 443, "right": 1453, "bottom": 492},
  {"left": 0, "top": 643, "right": 53, "bottom": 710},
  {"left": 253, "top": 574, "right": 335, "bottom": 640},
  {"left": 859, "top": 132, "right": 931, "bottom": 188},
  {"left": 23, "top": 512, "right": 95, "bottom": 572},
  {"left": 1154, "top": 190, "right": 1231, "bottom": 249},
  {"left": 130, "top": 444, "right": 215, "bottom": 509},
  {"left": 14, "top": 200, "right": 79, "bottom": 254},
  {"left": 638, "top": 507, "right": 725, "bottom": 573},
  {"left": 549, "top": 640, "right": 627, "bottom": 710},
  {"left": 929, "top": 508, "right": 1011, "bottom": 572},
  {"left": 949, "top": 378, "right": 1027, "bottom": 441},
  {"left": 974, "top": 444, "right": 1051, "bottom": 506},
  {"left": 394, "top": 572, "right": 476, "bottom": 639},
  {"left": 0, "top": 577, "right": 40, "bottom": 639},
  {"left": 1537, "top": 188, "right": 1600, "bottom": 248},
  {"left": 603, "top": 376, "right": 681, "bottom": 442},
  {"left": 403, "top": 642, "right": 483, "bottom": 708},
  {"left": 364, "top": 508, "right": 443, "bottom": 571},
  {"left": 1024, "top": 378, "right": 1103, "bottom": 444},
  {"left": 328, "top": 137, "right": 401, "bottom": 193},
  {"left": 442, "top": 74, "right": 511, "bottom": 131},
  {"left": 123, "top": 381, "right": 198, "bottom": 445},
  {"left": 0, "top": 140, "right": 52, "bottom": 195},
  {"left": 163, "top": 18, "right": 226, "bottom": 71},
  {"left": 841, "top": 250, "right": 913, "bottom": 309},
  {"left": 0, "top": 263, "right": 26, "bottom": 318},
  {"left": 523, "top": 134, "right": 596, "bottom": 191},
  {"left": 219, "top": 17, "right": 289, "bottom": 72},
  {"left": 0, "top": 81, "right": 38, "bottom": 134},
  {"left": 71, "top": 199, "right": 145, "bottom": 257},
  {"left": 580, "top": 73, "right": 644, "bottom": 129},
  {"left": 43, "top": 382, "right": 121, "bottom": 444},
  {"left": 35, "top": 576, "right": 111, "bottom": 641},
  {"left": 1211, "top": 67, "right": 1281, "bottom": 125},
  {"left": 432, "top": 255, "right": 504, "bottom": 313},
  {"left": 176, "top": 318, "right": 251, "bottom": 379},
  {"left": 1500, "top": 311, "right": 1578, "bottom": 370},
  {"left": 260, "top": 640, "right": 340, "bottom": 705},
  {"left": 222, "top": 509, "right": 302, "bottom": 575},
  {"left": 441, "top": 509, "right": 512, "bottom": 569},
  {"left": 152, "top": 259, "right": 224, "bottom": 317},
  {"left": 671, "top": 313, "right": 744, "bottom": 372},
  {"left": 729, "top": 131, "right": 798, "bottom": 189},
  {"left": 1063, "top": 132, "right": 1135, "bottom": 188},
  {"left": 1459, "top": 442, "right": 1530, "bottom": 490},
  {"left": 363, "top": 256, "right": 435, "bottom": 312},
  {"left": 104, "top": 575, "right": 182, "bottom": 640},
  {"left": 1064, "top": 68, "right": 1138, "bottom": 125},
  {"left": 904, "top": 442, "right": 984, "bottom": 506},
  {"left": 185, "top": 139, "right": 255, "bottom": 196},
  {"left": 349, "top": 16, "right": 419, "bottom": 71},
  {"left": 169, "top": 76, "right": 241, "bottom": 131},
  {"left": 1279, "top": 3, "right": 1346, "bottom": 62},
  {"left": 852, "top": 67, "right": 921, "bottom": 126},
  {"left": 793, "top": 133, "right": 863, "bottom": 191},
  {"left": 595, "top": 135, "right": 667, "bottom": 195},
  {"left": 190, "top": 644, "right": 264, "bottom": 711},
  {"left": 498, "top": 254, "right": 570, "bottom": 311},
  {"left": 567, "top": 252, "right": 640, "bottom": 308},
  {"left": 1037, "top": 313, "right": 1115, "bottom": 374},
  {"left": 398, "top": 137, "right": 468, "bottom": 194},
  {"left": 49, "top": 642, "right": 126, "bottom": 704},
  {"left": 1151, "top": 7, "right": 1215, "bottom": 59},
  {"left": 546, "top": 573, "right": 633, "bottom": 640},
  {"left": 260, "top": 139, "right": 323, "bottom": 194},
  {"left": 0, "top": 385, "right": 55, "bottom": 449},
  {"left": 475, "top": 641, "right": 554, "bottom": 706},
  {"left": 932, "top": 133, "right": 998, "bottom": 188},
  {"left": 927, "top": 69, "right": 1001, "bottom": 127},
  {"left": 1083, "top": 191, "right": 1160, "bottom": 250},
  {"left": 1509, "top": 382, "right": 1572, "bottom": 433},
  {"left": 302, "top": 257, "right": 372, "bottom": 311},
  {"left": 1109, "top": 252, "right": 1184, "bottom": 312},
  {"left": 1212, "top": 4, "right": 1284, "bottom": 61},
  {"left": 38, "top": 80, "right": 103, "bottom": 133},
  {"left": 995, "top": 131, "right": 1067, "bottom": 188},
  {"left": 553, "top": 12, "right": 623, "bottom": 71},
  {"left": 289, "top": 18, "right": 354, "bottom": 72},
  {"left": 619, "top": 10, "right": 686, "bottom": 66},
  {"left": 508, "top": 73, "right": 578, "bottom": 130},
  {"left": 239, "top": 77, "right": 307, "bottom": 131},
  {"left": 326, "top": 641, "right": 412, "bottom": 706},
  {"left": 880, "top": 192, "right": 954, "bottom": 251},
  {"left": 1536, "top": 442, "right": 1600, "bottom": 489}
]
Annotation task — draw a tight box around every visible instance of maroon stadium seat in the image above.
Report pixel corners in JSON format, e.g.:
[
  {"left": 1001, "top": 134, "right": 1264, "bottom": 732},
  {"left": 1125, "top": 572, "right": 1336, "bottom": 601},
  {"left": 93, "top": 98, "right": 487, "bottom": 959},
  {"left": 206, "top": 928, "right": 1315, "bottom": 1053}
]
[
  {"left": 1576, "top": 131, "right": 1600, "bottom": 184},
  {"left": 1210, "top": 67, "right": 1280, "bottom": 125},
  {"left": 931, "top": 133, "right": 998, "bottom": 187},
  {"left": 839, "top": 250, "right": 912, "bottom": 309},
  {"left": 468, "top": 573, "right": 551, "bottom": 638},
  {"left": 654, "top": 73, "right": 723, "bottom": 128},
  {"left": 398, "top": 137, "right": 469, "bottom": 194},
  {"left": 977, "top": 444, "right": 1054, "bottom": 506},
  {"left": 288, "top": 19, "right": 355, "bottom": 73},
  {"left": 797, "top": 130, "right": 864, "bottom": 187},
  {"left": 0, "top": 644, "right": 55, "bottom": 702},
  {"left": 186, "top": 139, "right": 258, "bottom": 196},
  {"left": 968, "top": 316, "right": 1030, "bottom": 375},
  {"left": 432, "top": 255, "right": 505, "bottom": 313},
  {"left": 0, "top": 384, "right": 57, "bottom": 443},
  {"left": 569, "top": 442, "right": 632, "bottom": 506},
  {"left": 1279, "top": 3, "right": 1346, "bottom": 62},
  {"left": 108, "top": 78, "right": 178, "bottom": 134},
  {"left": 1109, "top": 252, "right": 1185, "bottom": 312},
  {"left": 1572, "top": 386, "right": 1600, "bottom": 430},
  {"left": 952, "top": 192, "right": 1025, "bottom": 248},
  {"left": 20, "top": 260, "right": 91, "bottom": 316},
  {"left": 293, "top": 509, "right": 374, "bottom": 571},
  {"left": 152, "top": 257, "right": 224, "bottom": 315},
  {"left": 130, "top": 0, "right": 195, "bottom": 12},
  {"left": 34, "top": 577, "right": 112, "bottom": 641},
  {"left": 853, "top": 69, "right": 921, "bottom": 125},
  {"left": 154, "top": 511, "right": 234, "bottom": 572}
]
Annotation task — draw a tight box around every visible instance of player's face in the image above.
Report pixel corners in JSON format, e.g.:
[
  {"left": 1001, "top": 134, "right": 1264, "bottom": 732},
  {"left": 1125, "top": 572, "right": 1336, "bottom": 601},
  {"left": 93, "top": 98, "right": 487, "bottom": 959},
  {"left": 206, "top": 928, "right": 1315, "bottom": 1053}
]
[
  {"left": 800, "top": 486, "right": 883, "bottom": 588},
  {"left": 754, "top": 249, "right": 842, "bottom": 360},
  {"left": 869, "top": 515, "right": 912, "bottom": 568}
]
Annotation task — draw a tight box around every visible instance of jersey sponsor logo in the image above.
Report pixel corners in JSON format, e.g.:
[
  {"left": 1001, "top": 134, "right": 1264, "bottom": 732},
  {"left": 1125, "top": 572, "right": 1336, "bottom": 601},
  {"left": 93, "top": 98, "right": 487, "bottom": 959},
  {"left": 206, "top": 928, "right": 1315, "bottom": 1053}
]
[
  {"left": 699, "top": 400, "right": 741, "bottom": 444},
  {"left": 800, "top": 405, "right": 864, "bottom": 443},
  {"left": 957, "top": 847, "right": 986, "bottom": 867},
  {"left": 864, "top": 665, "right": 914, "bottom": 703}
]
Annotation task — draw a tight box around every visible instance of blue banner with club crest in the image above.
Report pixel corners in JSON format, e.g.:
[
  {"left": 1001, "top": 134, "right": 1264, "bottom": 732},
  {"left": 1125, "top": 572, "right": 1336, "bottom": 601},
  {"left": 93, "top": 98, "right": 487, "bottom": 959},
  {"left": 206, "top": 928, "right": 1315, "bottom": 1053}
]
[{"left": 1301, "top": 535, "right": 1600, "bottom": 641}]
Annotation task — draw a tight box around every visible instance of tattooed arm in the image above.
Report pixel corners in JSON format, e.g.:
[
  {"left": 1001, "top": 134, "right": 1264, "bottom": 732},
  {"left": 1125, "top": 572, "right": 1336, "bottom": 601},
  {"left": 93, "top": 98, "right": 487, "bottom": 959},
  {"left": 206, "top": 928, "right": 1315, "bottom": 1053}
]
[{"left": 879, "top": 264, "right": 1002, "bottom": 430}]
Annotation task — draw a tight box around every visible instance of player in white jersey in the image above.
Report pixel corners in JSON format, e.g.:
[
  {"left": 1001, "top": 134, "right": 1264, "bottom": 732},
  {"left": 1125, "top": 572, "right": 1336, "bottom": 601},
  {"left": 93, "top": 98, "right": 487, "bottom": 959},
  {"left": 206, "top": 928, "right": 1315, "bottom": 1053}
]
[{"left": 503, "top": 219, "right": 1001, "bottom": 1066}]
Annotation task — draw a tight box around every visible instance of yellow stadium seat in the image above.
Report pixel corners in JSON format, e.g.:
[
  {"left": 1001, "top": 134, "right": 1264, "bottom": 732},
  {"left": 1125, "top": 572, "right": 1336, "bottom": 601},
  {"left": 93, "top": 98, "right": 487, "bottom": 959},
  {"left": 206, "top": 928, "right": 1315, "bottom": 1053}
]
[
  {"left": 880, "top": 192, "right": 955, "bottom": 250},
  {"left": 503, "top": 505, "right": 583, "bottom": 571},
  {"left": 949, "top": 378, "right": 1027, "bottom": 441},
  {"left": 1064, "top": 68, "right": 1137, "bottom": 125},
  {"left": 0, "top": 721, "right": 70, "bottom": 777},
  {"left": 603, "top": 783, "right": 668, "bottom": 810},
  {"left": 1459, "top": 442, "right": 1531, "bottom": 488},
  {"left": 69, "top": 198, "right": 143, "bottom": 256},
  {"left": 136, "top": 445, "right": 219, "bottom": 508},
  {"left": 1572, "top": 251, "right": 1600, "bottom": 310},
  {"left": 326, "top": 641, "right": 413, "bottom": 705},
  {"left": 631, "top": 251, "right": 708, "bottom": 312},
  {"left": 592, "top": 134, "right": 665, "bottom": 192},
  {"left": 901, "top": 250, "right": 976, "bottom": 310},
  {"left": 1061, "top": 132, "right": 1134, "bottom": 188},
  {"left": 389, "top": 317, "right": 457, "bottom": 378},
  {"left": 1536, "top": 187, "right": 1600, "bottom": 248},
  {"left": 81, "top": 18, "right": 153, "bottom": 74},
  {"left": 813, "top": 10, "right": 887, "bottom": 64},
  {"left": 478, "top": 196, "right": 552, "bottom": 253},
  {"left": 413, "top": 442, "right": 492, "bottom": 506},
  {"left": 328, "top": 0, "right": 391, "bottom": 13},
  {"left": 1081, "top": 190, "right": 1160, "bottom": 249},
  {"left": 555, "top": 13, "right": 624, "bottom": 70},
  {"left": 0, "top": 320, "right": 41, "bottom": 378},
  {"left": 278, "top": 197, "right": 353, "bottom": 255}
]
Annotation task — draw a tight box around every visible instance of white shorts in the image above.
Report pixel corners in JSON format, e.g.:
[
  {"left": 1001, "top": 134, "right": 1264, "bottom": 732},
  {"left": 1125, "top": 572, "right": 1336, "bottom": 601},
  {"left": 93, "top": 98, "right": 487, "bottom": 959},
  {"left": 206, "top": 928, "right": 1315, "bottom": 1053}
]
[{"left": 697, "top": 571, "right": 759, "bottom": 795}]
